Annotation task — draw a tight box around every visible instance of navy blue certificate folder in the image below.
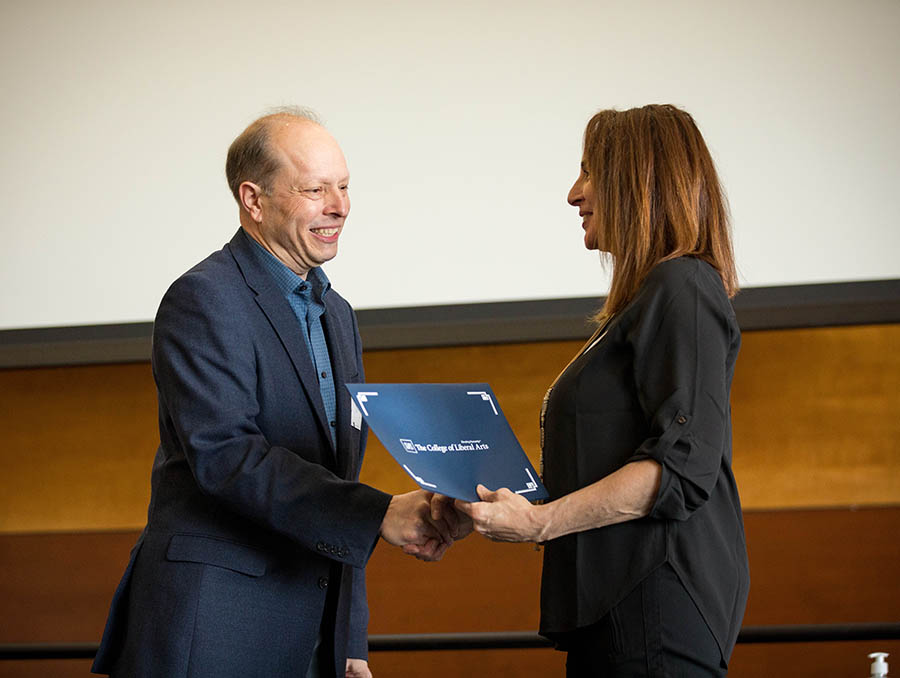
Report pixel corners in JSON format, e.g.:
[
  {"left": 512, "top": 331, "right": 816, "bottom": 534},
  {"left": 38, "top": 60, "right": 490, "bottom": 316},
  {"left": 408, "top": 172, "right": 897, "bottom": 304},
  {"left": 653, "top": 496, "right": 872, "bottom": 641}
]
[{"left": 346, "top": 383, "right": 548, "bottom": 502}]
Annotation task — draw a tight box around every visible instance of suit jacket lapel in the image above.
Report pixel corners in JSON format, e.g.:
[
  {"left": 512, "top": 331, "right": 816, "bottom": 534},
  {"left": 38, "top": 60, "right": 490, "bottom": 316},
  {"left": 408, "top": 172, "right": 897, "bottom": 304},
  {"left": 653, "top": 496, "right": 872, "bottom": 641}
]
[{"left": 227, "top": 229, "right": 336, "bottom": 458}]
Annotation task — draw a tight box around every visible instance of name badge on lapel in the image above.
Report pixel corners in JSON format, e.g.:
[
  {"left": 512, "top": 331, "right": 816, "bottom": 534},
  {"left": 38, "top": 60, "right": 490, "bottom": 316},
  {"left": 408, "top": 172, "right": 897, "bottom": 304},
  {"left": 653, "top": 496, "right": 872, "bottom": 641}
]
[{"left": 350, "top": 398, "right": 363, "bottom": 430}]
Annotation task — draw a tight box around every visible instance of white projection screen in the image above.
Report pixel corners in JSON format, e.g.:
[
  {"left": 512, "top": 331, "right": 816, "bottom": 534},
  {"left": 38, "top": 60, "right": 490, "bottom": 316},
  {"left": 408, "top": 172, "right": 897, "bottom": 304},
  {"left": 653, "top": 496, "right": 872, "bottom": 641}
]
[{"left": 1, "top": 0, "right": 898, "bottom": 330}]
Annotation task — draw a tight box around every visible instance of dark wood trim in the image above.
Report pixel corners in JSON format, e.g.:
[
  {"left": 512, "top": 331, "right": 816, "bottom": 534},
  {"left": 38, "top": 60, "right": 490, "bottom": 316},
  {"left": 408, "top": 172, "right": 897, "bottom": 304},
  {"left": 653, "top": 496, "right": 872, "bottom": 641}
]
[
  {"left": 4, "top": 624, "right": 900, "bottom": 658},
  {"left": 0, "top": 323, "right": 153, "bottom": 369},
  {"left": 1, "top": 279, "right": 897, "bottom": 367}
]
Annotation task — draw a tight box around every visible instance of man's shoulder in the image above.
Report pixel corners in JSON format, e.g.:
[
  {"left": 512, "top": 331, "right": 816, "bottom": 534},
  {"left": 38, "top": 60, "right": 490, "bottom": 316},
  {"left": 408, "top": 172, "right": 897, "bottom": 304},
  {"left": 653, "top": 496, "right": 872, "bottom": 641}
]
[
  {"left": 185, "top": 240, "right": 240, "bottom": 279},
  {"left": 158, "top": 240, "right": 244, "bottom": 309}
]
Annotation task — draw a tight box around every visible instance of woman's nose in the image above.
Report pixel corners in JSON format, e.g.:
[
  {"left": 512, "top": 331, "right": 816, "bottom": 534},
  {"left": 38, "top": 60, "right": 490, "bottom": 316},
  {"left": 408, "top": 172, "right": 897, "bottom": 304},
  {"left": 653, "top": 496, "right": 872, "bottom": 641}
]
[{"left": 567, "top": 179, "right": 583, "bottom": 206}]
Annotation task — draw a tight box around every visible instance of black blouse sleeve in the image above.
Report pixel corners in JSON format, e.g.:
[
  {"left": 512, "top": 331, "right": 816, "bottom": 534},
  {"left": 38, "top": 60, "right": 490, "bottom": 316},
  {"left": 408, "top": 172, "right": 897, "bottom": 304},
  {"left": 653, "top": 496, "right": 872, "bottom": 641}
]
[{"left": 624, "top": 259, "right": 737, "bottom": 521}]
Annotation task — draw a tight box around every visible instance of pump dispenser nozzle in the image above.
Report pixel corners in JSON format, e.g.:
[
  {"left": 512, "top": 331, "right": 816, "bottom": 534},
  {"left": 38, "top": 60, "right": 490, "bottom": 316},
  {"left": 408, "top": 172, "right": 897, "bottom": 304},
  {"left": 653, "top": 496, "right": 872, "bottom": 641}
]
[{"left": 870, "top": 652, "right": 889, "bottom": 678}]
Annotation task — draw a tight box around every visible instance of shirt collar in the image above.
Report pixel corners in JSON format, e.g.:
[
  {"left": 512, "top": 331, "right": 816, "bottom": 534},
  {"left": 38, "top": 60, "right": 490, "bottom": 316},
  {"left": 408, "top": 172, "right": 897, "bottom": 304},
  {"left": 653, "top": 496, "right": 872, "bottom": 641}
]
[{"left": 244, "top": 231, "right": 331, "bottom": 303}]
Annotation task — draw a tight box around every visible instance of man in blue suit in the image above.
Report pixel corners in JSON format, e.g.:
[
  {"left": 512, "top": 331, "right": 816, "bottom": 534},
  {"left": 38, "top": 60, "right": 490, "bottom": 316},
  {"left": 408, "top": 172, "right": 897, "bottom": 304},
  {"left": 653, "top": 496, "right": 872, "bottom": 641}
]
[{"left": 92, "top": 108, "right": 451, "bottom": 678}]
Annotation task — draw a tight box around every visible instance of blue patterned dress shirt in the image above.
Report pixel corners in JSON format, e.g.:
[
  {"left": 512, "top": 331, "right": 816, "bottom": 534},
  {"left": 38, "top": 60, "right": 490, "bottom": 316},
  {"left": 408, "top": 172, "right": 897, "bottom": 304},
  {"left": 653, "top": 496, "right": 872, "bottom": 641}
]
[{"left": 246, "top": 235, "right": 337, "bottom": 447}]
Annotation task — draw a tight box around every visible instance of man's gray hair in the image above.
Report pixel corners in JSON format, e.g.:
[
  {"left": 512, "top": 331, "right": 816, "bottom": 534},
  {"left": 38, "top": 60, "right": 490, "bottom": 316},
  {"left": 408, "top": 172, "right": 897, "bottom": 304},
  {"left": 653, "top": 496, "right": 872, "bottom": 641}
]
[
  {"left": 261, "top": 105, "right": 323, "bottom": 126},
  {"left": 225, "top": 106, "right": 324, "bottom": 203}
]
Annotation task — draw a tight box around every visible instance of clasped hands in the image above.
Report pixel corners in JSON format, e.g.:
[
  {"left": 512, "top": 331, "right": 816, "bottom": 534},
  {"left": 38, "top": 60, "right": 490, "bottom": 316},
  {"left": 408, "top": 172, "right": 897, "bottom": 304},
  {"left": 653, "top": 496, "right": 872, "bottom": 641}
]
[{"left": 380, "top": 485, "right": 547, "bottom": 561}]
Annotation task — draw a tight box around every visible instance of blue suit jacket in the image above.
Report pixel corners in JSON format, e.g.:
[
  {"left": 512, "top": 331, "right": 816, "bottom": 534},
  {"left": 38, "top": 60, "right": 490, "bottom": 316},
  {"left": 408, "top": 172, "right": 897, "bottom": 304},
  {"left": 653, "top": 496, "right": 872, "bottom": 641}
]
[{"left": 92, "top": 228, "right": 392, "bottom": 678}]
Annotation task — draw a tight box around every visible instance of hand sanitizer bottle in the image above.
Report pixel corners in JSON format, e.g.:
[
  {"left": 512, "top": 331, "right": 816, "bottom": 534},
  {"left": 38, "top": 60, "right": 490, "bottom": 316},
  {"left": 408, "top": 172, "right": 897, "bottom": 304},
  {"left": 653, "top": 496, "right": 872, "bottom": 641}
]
[{"left": 870, "top": 652, "right": 889, "bottom": 678}]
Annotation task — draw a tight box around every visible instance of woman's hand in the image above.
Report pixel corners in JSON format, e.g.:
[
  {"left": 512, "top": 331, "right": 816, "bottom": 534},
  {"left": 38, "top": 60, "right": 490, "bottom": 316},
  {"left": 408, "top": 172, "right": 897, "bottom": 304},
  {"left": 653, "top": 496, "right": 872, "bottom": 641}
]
[{"left": 454, "top": 484, "right": 547, "bottom": 543}]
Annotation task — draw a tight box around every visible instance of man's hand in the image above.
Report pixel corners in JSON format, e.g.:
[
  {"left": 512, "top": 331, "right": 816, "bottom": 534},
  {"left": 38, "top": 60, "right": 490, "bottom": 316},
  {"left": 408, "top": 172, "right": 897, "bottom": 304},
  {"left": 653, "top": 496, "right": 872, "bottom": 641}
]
[
  {"left": 380, "top": 489, "right": 454, "bottom": 561},
  {"left": 346, "top": 658, "right": 372, "bottom": 678},
  {"left": 454, "top": 484, "right": 547, "bottom": 543},
  {"left": 429, "top": 493, "right": 474, "bottom": 541}
]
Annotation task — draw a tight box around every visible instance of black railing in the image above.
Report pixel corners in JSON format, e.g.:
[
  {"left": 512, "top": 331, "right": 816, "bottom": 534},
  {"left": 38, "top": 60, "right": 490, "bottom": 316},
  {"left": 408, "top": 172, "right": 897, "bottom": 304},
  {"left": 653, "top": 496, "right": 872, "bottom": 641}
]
[{"left": 1, "top": 623, "right": 899, "bottom": 660}]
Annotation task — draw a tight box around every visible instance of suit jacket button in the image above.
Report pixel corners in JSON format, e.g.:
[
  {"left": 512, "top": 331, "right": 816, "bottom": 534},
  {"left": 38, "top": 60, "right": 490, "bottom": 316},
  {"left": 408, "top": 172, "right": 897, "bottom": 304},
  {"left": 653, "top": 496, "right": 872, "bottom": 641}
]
[
  {"left": 677, "top": 415, "right": 687, "bottom": 424},
  {"left": 318, "top": 577, "right": 329, "bottom": 590}
]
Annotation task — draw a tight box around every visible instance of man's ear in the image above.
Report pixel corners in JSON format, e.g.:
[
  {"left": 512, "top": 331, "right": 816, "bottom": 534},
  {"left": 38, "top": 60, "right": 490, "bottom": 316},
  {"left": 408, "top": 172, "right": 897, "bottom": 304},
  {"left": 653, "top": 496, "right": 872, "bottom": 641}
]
[{"left": 238, "top": 181, "right": 265, "bottom": 222}]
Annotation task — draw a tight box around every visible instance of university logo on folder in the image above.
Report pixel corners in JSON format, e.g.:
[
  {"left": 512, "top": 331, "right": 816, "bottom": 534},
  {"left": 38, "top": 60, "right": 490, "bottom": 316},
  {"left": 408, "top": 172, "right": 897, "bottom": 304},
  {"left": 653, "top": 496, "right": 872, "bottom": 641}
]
[{"left": 346, "top": 383, "right": 548, "bottom": 502}]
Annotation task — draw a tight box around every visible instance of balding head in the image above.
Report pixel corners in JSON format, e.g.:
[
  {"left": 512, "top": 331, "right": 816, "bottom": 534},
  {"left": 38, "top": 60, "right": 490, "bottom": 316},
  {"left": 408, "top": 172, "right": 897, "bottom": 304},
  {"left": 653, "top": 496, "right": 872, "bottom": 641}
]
[
  {"left": 225, "top": 107, "right": 324, "bottom": 204},
  {"left": 232, "top": 107, "right": 350, "bottom": 277}
]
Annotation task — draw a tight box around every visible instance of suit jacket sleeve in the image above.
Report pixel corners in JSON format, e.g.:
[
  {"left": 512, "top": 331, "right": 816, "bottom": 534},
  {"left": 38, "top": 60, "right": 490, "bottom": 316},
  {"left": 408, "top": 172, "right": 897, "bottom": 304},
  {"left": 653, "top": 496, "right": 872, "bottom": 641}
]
[
  {"left": 624, "top": 260, "right": 737, "bottom": 521},
  {"left": 347, "top": 565, "right": 370, "bottom": 659},
  {"left": 347, "top": 307, "right": 373, "bottom": 660},
  {"left": 153, "top": 268, "right": 391, "bottom": 570}
]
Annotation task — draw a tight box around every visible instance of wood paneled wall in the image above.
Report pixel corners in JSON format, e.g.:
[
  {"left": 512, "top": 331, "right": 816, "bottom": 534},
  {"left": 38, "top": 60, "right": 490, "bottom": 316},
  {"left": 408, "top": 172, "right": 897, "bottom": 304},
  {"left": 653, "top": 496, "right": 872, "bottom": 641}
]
[
  {"left": 2, "top": 507, "right": 898, "bottom": 677},
  {"left": 0, "top": 323, "right": 898, "bottom": 677},
  {"left": 1, "top": 324, "right": 898, "bottom": 532}
]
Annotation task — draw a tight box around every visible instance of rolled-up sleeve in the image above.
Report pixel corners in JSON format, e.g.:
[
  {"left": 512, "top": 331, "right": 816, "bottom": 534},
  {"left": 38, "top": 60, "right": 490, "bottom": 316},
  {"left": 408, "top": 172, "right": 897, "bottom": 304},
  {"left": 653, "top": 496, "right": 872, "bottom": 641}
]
[{"left": 626, "top": 263, "right": 735, "bottom": 521}]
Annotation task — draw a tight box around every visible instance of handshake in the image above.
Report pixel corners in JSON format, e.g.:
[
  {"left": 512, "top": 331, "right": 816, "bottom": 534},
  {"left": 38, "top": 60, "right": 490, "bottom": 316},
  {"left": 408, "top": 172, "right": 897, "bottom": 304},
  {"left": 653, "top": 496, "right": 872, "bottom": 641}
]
[
  {"left": 378, "top": 486, "right": 546, "bottom": 560},
  {"left": 378, "top": 490, "right": 473, "bottom": 561}
]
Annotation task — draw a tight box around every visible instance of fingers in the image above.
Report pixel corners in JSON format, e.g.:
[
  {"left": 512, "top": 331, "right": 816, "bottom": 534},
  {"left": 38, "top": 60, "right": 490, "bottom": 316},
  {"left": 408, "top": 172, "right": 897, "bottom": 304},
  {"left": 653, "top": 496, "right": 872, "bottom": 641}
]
[
  {"left": 453, "top": 509, "right": 475, "bottom": 539},
  {"left": 454, "top": 497, "right": 487, "bottom": 537},
  {"left": 453, "top": 487, "right": 507, "bottom": 539},
  {"left": 412, "top": 492, "right": 451, "bottom": 543},
  {"left": 430, "top": 539, "right": 451, "bottom": 561},
  {"left": 430, "top": 493, "right": 449, "bottom": 520},
  {"left": 442, "top": 508, "right": 460, "bottom": 538},
  {"left": 381, "top": 491, "right": 445, "bottom": 548},
  {"left": 388, "top": 487, "right": 515, "bottom": 554},
  {"left": 402, "top": 537, "right": 450, "bottom": 562},
  {"left": 424, "top": 537, "right": 451, "bottom": 561},
  {"left": 345, "top": 658, "right": 372, "bottom": 678},
  {"left": 431, "top": 494, "right": 461, "bottom": 537},
  {"left": 476, "top": 484, "right": 503, "bottom": 501},
  {"left": 426, "top": 512, "right": 454, "bottom": 545},
  {"left": 454, "top": 485, "right": 499, "bottom": 518},
  {"left": 429, "top": 494, "right": 475, "bottom": 540}
]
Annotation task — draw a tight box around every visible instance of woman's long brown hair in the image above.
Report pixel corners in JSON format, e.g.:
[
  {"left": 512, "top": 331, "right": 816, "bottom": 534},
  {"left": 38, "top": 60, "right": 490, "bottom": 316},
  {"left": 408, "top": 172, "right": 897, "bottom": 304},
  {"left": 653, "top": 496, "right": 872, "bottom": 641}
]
[{"left": 584, "top": 105, "right": 738, "bottom": 323}]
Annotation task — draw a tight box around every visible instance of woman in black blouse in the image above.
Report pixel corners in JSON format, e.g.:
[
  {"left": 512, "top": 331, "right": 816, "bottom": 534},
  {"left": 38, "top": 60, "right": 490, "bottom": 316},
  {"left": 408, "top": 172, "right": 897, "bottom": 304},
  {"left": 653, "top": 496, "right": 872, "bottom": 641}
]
[{"left": 450, "top": 105, "right": 750, "bottom": 676}]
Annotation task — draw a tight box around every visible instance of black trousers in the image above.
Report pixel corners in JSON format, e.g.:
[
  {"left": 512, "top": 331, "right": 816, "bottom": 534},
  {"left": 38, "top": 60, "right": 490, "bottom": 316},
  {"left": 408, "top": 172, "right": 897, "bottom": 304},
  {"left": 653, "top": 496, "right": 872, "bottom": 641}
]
[{"left": 563, "top": 564, "right": 726, "bottom": 677}]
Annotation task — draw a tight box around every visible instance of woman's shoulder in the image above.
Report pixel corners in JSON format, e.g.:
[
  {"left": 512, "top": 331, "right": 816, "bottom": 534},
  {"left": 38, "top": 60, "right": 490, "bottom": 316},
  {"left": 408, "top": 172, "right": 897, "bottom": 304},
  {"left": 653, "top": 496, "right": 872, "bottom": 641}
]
[
  {"left": 623, "top": 257, "right": 732, "bottom": 324},
  {"left": 646, "top": 255, "right": 715, "bottom": 285},
  {"left": 644, "top": 256, "right": 727, "bottom": 300}
]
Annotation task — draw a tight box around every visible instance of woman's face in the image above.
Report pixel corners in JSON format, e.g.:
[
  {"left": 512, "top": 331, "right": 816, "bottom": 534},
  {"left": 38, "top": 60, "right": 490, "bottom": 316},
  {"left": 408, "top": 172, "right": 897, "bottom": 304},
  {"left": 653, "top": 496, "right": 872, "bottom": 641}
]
[{"left": 567, "top": 160, "right": 601, "bottom": 251}]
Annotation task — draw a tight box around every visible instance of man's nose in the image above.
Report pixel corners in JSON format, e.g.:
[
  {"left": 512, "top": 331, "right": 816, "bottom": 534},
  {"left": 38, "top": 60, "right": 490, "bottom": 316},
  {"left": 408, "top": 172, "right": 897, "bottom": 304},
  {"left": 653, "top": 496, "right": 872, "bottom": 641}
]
[{"left": 325, "top": 187, "right": 349, "bottom": 217}]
